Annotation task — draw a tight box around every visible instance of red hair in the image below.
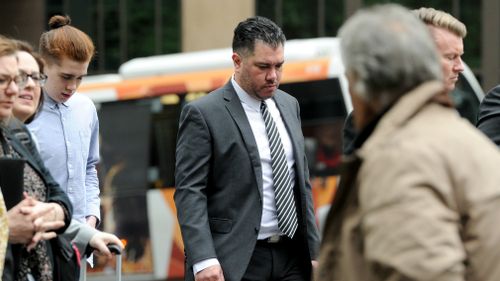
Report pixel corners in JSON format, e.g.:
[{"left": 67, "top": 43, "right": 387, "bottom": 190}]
[{"left": 39, "top": 15, "right": 95, "bottom": 65}]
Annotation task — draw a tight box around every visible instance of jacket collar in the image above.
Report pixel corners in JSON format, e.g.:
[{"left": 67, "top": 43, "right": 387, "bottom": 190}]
[
  {"left": 2, "top": 126, "right": 42, "bottom": 175},
  {"left": 359, "top": 81, "right": 446, "bottom": 155}
]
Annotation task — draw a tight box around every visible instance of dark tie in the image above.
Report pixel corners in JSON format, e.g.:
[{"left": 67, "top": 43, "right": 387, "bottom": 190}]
[{"left": 260, "top": 101, "right": 298, "bottom": 238}]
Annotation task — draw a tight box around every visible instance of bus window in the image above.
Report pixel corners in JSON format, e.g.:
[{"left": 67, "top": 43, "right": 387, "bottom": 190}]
[
  {"left": 150, "top": 97, "right": 183, "bottom": 188},
  {"left": 94, "top": 99, "right": 154, "bottom": 275},
  {"left": 279, "top": 78, "right": 346, "bottom": 177}
]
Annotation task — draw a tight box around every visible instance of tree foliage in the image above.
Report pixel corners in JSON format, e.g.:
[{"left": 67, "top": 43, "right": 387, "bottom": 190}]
[{"left": 48, "top": 0, "right": 479, "bottom": 74}]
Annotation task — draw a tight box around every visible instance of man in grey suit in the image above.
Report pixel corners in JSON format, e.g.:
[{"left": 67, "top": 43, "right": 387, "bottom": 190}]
[{"left": 175, "top": 16, "right": 320, "bottom": 281}]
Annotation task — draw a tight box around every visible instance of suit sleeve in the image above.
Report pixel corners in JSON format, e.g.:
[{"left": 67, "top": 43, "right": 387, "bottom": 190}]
[
  {"left": 477, "top": 85, "right": 500, "bottom": 146},
  {"left": 174, "top": 103, "right": 217, "bottom": 267},
  {"left": 304, "top": 153, "right": 320, "bottom": 259}
]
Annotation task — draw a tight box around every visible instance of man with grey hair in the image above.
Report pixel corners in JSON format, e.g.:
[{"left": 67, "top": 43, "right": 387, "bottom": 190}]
[{"left": 316, "top": 4, "right": 500, "bottom": 281}]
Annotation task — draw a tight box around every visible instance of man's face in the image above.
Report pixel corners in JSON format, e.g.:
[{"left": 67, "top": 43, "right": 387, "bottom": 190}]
[
  {"left": 44, "top": 57, "right": 89, "bottom": 103},
  {"left": 430, "top": 26, "right": 464, "bottom": 93},
  {"left": 232, "top": 41, "right": 284, "bottom": 100}
]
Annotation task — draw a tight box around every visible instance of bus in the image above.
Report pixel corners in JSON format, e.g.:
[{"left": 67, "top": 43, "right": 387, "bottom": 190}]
[{"left": 79, "top": 37, "right": 483, "bottom": 281}]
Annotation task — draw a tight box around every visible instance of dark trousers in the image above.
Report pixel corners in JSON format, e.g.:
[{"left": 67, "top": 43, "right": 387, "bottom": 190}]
[{"left": 242, "top": 237, "right": 310, "bottom": 281}]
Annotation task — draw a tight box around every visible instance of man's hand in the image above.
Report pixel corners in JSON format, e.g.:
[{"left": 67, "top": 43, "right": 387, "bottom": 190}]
[
  {"left": 89, "top": 231, "right": 124, "bottom": 259},
  {"left": 195, "top": 265, "right": 224, "bottom": 281},
  {"left": 86, "top": 216, "right": 97, "bottom": 228}
]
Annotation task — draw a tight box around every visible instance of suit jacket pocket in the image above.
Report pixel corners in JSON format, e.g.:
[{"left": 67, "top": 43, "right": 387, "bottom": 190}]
[{"left": 209, "top": 218, "right": 232, "bottom": 233}]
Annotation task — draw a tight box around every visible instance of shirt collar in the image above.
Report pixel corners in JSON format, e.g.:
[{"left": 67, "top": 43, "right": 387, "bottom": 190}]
[{"left": 231, "top": 75, "right": 262, "bottom": 112}]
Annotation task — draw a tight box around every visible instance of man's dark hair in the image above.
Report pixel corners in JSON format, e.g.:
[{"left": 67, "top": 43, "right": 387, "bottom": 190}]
[{"left": 232, "top": 16, "right": 286, "bottom": 56}]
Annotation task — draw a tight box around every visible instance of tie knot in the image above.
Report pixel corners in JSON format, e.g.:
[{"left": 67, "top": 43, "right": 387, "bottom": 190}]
[{"left": 260, "top": 100, "right": 268, "bottom": 113}]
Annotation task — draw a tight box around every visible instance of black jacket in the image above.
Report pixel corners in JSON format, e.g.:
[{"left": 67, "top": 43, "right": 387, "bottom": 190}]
[
  {"left": 2, "top": 119, "right": 73, "bottom": 281},
  {"left": 477, "top": 85, "right": 500, "bottom": 146}
]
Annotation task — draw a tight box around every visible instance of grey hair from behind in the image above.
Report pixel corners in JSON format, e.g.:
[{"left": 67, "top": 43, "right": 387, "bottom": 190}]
[{"left": 339, "top": 4, "right": 443, "bottom": 107}]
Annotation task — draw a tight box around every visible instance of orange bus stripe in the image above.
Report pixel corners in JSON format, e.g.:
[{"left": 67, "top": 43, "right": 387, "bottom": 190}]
[{"left": 79, "top": 58, "right": 331, "bottom": 101}]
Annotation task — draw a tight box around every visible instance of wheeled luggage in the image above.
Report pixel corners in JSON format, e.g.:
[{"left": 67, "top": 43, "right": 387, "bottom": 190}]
[{"left": 107, "top": 244, "right": 122, "bottom": 281}]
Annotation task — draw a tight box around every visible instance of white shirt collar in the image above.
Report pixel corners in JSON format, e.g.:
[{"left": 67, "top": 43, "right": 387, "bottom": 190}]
[{"left": 231, "top": 75, "right": 262, "bottom": 112}]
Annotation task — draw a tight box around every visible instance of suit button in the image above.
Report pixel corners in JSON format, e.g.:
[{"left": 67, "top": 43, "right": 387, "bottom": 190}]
[{"left": 254, "top": 227, "right": 259, "bottom": 233}]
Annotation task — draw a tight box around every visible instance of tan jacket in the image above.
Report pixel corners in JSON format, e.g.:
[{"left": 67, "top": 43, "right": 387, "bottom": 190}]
[{"left": 317, "top": 81, "right": 500, "bottom": 281}]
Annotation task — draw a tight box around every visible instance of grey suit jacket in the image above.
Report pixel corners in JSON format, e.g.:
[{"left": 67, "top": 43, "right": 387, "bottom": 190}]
[{"left": 174, "top": 81, "right": 320, "bottom": 281}]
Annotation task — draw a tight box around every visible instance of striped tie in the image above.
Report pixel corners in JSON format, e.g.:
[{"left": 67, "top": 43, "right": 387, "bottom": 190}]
[{"left": 260, "top": 101, "right": 298, "bottom": 238}]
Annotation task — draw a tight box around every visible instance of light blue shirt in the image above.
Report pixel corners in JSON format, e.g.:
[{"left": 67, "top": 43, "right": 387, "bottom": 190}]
[{"left": 28, "top": 92, "right": 101, "bottom": 223}]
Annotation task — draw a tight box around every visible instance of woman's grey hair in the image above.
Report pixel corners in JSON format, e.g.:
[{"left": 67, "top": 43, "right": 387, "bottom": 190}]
[{"left": 339, "top": 4, "right": 443, "bottom": 107}]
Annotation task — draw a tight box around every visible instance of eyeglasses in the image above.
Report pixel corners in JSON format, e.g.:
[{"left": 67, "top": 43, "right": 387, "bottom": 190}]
[
  {"left": 0, "top": 73, "right": 28, "bottom": 90},
  {"left": 20, "top": 71, "right": 47, "bottom": 87}
]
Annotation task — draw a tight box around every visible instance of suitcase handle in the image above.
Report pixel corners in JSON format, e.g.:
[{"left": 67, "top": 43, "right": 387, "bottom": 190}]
[
  {"left": 107, "top": 244, "right": 122, "bottom": 255},
  {"left": 107, "top": 244, "right": 122, "bottom": 281}
]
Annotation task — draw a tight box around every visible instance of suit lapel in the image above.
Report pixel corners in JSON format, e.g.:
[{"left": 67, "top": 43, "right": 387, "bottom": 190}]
[
  {"left": 274, "top": 94, "right": 301, "bottom": 142},
  {"left": 273, "top": 93, "right": 304, "bottom": 183},
  {"left": 222, "top": 83, "right": 264, "bottom": 195}
]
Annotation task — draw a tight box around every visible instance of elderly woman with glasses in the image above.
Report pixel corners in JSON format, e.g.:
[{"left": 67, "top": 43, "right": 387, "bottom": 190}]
[{"left": 0, "top": 36, "right": 73, "bottom": 281}]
